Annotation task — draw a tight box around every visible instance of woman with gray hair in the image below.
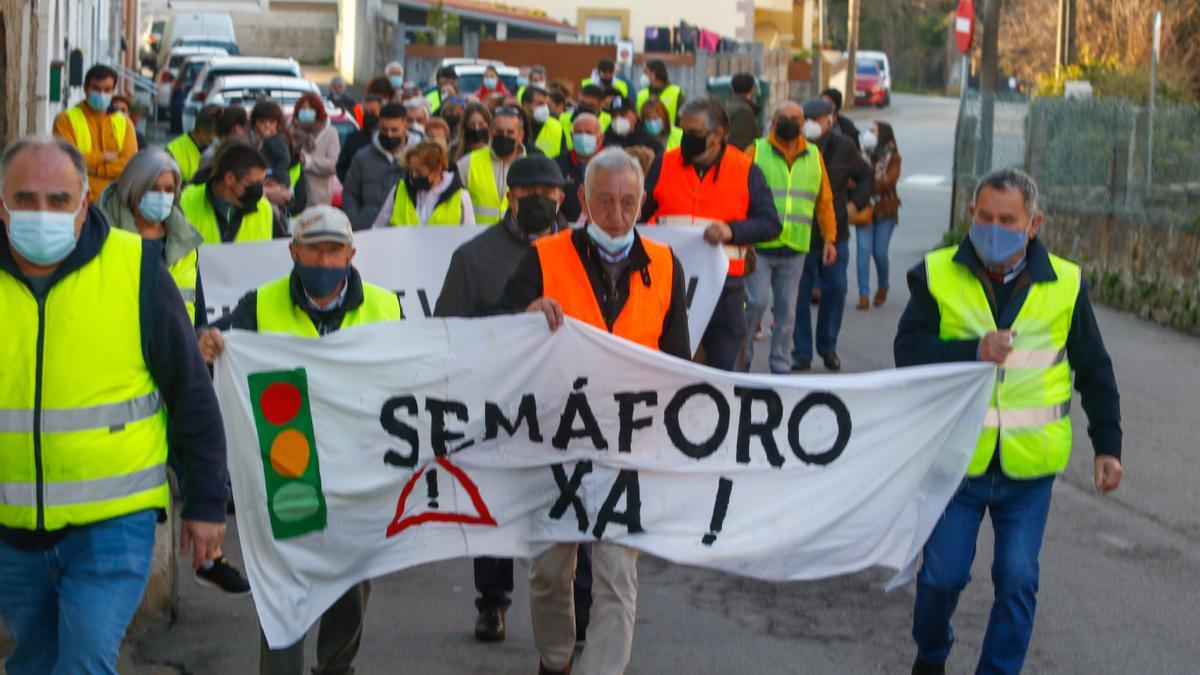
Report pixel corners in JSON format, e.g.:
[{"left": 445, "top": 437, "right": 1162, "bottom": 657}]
[
  {"left": 97, "top": 148, "right": 254, "bottom": 597},
  {"left": 97, "top": 149, "right": 207, "bottom": 327}
]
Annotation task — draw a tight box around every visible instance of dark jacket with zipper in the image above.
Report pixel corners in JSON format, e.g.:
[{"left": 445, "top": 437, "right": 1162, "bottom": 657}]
[
  {"left": 496, "top": 228, "right": 691, "bottom": 359},
  {"left": 0, "top": 207, "right": 229, "bottom": 549},
  {"left": 894, "top": 237, "right": 1122, "bottom": 461},
  {"left": 812, "top": 130, "right": 874, "bottom": 245},
  {"left": 211, "top": 266, "right": 401, "bottom": 335}
]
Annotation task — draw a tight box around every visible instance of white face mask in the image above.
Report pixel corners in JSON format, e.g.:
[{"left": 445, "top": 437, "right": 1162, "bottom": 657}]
[
  {"left": 611, "top": 116, "right": 633, "bottom": 137},
  {"left": 860, "top": 130, "right": 878, "bottom": 152},
  {"left": 802, "top": 119, "right": 823, "bottom": 141},
  {"left": 532, "top": 104, "right": 550, "bottom": 124},
  {"left": 639, "top": 73, "right": 651, "bottom": 89}
]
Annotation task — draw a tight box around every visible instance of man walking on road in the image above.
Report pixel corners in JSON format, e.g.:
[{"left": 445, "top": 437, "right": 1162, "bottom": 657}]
[
  {"left": 457, "top": 106, "right": 541, "bottom": 226},
  {"left": 499, "top": 148, "right": 689, "bottom": 675},
  {"left": 0, "top": 137, "right": 228, "bottom": 674},
  {"left": 743, "top": 101, "right": 838, "bottom": 373},
  {"left": 53, "top": 65, "right": 138, "bottom": 197},
  {"left": 791, "top": 98, "right": 873, "bottom": 372},
  {"left": 895, "top": 169, "right": 1124, "bottom": 675},
  {"left": 642, "top": 98, "right": 782, "bottom": 371},
  {"left": 343, "top": 103, "right": 417, "bottom": 230},
  {"left": 198, "top": 205, "right": 402, "bottom": 675}
]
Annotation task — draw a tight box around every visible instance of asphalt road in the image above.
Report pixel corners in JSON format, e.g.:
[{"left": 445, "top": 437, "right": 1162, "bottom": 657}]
[{"left": 125, "top": 94, "right": 1200, "bottom": 674}]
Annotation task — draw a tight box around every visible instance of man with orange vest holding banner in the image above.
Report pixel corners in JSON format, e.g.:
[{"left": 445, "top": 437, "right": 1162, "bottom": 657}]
[
  {"left": 641, "top": 98, "right": 784, "bottom": 370},
  {"left": 53, "top": 65, "right": 138, "bottom": 197},
  {"left": 498, "top": 148, "right": 689, "bottom": 675}
]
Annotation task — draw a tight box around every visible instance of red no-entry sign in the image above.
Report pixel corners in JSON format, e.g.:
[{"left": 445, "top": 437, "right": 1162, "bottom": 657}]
[{"left": 954, "top": 0, "right": 976, "bottom": 54}]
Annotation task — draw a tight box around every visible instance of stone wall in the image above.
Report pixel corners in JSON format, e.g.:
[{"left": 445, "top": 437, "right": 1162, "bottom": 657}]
[
  {"left": 233, "top": 8, "right": 337, "bottom": 64},
  {"left": 1039, "top": 209, "right": 1200, "bottom": 334}
]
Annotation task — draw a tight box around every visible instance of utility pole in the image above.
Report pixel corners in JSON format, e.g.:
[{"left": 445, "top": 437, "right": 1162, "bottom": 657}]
[
  {"left": 810, "top": 0, "right": 827, "bottom": 96},
  {"left": 844, "top": 0, "right": 861, "bottom": 110},
  {"left": 975, "top": 0, "right": 1001, "bottom": 175},
  {"left": 1055, "top": 0, "right": 1077, "bottom": 75}
]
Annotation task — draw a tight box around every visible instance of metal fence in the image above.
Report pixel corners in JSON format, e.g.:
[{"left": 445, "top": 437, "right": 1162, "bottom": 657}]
[{"left": 953, "top": 90, "right": 1200, "bottom": 228}]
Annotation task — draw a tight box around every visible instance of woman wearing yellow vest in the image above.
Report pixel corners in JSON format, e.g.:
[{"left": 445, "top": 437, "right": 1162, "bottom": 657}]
[
  {"left": 640, "top": 98, "right": 683, "bottom": 152},
  {"left": 198, "top": 205, "right": 400, "bottom": 674},
  {"left": 896, "top": 169, "right": 1123, "bottom": 675},
  {"left": 98, "top": 149, "right": 207, "bottom": 327},
  {"left": 372, "top": 141, "right": 474, "bottom": 227}
]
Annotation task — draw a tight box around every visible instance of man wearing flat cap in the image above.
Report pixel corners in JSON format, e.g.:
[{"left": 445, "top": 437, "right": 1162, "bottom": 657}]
[
  {"left": 790, "top": 98, "right": 873, "bottom": 373},
  {"left": 197, "top": 204, "right": 403, "bottom": 674},
  {"left": 435, "top": 155, "right": 596, "bottom": 644}
]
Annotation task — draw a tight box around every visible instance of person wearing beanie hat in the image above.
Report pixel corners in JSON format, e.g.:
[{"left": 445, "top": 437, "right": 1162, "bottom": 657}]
[{"left": 197, "top": 203, "right": 402, "bottom": 674}]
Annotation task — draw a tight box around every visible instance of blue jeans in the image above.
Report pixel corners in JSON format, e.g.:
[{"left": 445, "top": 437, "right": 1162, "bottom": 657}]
[
  {"left": 0, "top": 509, "right": 157, "bottom": 675},
  {"left": 792, "top": 239, "right": 849, "bottom": 363},
  {"left": 912, "top": 473, "right": 1055, "bottom": 675},
  {"left": 855, "top": 217, "right": 896, "bottom": 297},
  {"left": 744, "top": 250, "right": 806, "bottom": 373}
]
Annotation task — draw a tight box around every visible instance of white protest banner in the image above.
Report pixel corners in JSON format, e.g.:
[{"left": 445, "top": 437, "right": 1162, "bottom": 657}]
[
  {"left": 198, "top": 226, "right": 727, "bottom": 354},
  {"left": 213, "top": 316, "right": 994, "bottom": 648}
]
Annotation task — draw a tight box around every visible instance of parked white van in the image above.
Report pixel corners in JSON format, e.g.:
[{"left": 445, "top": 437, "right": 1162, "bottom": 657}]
[{"left": 160, "top": 13, "right": 236, "bottom": 67}]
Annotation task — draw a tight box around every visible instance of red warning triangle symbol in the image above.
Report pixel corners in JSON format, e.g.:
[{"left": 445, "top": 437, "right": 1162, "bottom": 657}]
[{"left": 386, "top": 457, "right": 497, "bottom": 537}]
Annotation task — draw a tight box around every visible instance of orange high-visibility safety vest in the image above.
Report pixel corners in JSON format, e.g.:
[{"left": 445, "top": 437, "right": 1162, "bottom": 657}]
[
  {"left": 535, "top": 231, "right": 674, "bottom": 350},
  {"left": 649, "top": 146, "right": 753, "bottom": 276}
]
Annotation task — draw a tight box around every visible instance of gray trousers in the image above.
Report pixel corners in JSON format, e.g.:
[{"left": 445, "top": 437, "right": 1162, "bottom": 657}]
[
  {"left": 259, "top": 580, "right": 371, "bottom": 675},
  {"left": 744, "top": 250, "right": 807, "bottom": 373}
]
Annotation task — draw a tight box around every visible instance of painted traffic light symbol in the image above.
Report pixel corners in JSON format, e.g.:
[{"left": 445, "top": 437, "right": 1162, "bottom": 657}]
[{"left": 249, "top": 369, "right": 327, "bottom": 540}]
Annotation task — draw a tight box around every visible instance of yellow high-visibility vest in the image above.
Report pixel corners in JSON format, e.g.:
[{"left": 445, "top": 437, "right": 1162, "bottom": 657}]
[
  {"left": 255, "top": 276, "right": 402, "bottom": 337},
  {"left": 180, "top": 183, "right": 274, "bottom": 244},
  {"left": 925, "top": 246, "right": 1081, "bottom": 478},
  {"left": 752, "top": 138, "right": 823, "bottom": 254},
  {"left": 166, "top": 134, "right": 202, "bottom": 182},
  {"left": 636, "top": 84, "right": 682, "bottom": 128},
  {"left": 65, "top": 106, "right": 128, "bottom": 154},
  {"left": 465, "top": 147, "right": 506, "bottom": 225},
  {"left": 388, "top": 181, "right": 463, "bottom": 226},
  {"left": 0, "top": 229, "right": 168, "bottom": 530}
]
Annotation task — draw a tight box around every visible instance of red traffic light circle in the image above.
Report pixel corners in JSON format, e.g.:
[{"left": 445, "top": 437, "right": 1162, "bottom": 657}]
[{"left": 260, "top": 382, "right": 302, "bottom": 426}]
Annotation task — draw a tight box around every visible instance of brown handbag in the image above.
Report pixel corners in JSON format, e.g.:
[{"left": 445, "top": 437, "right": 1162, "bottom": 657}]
[{"left": 849, "top": 202, "right": 875, "bottom": 227}]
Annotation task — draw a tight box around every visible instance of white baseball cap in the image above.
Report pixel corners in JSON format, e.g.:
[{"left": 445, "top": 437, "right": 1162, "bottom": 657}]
[{"left": 290, "top": 205, "right": 353, "bottom": 245}]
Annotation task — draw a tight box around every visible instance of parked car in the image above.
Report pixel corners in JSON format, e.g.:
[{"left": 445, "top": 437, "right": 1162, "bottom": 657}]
[
  {"left": 436, "top": 59, "right": 519, "bottom": 96},
  {"left": 160, "top": 12, "right": 236, "bottom": 67},
  {"left": 172, "top": 34, "right": 240, "bottom": 57},
  {"left": 139, "top": 14, "right": 168, "bottom": 72},
  {"left": 155, "top": 46, "right": 227, "bottom": 118},
  {"left": 849, "top": 50, "right": 892, "bottom": 106},
  {"left": 205, "top": 75, "right": 320, "bottom": 109},
  {"left": 181, "top": 56, "right": 302, "bottom": 130},
  {"left": 169, "top": 54, "right": 221, "bottom": 133},
  {"left": 854, "top": 62, "right": 888, "bottom": 108}
]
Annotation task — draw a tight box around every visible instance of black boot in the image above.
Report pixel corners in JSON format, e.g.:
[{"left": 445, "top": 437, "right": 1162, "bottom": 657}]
[
  {"left": 911, "top": 656, "right": 945, "bottom": 675},
  {"left": 474, "top": 606, "right": 505, "bottom": 642}
]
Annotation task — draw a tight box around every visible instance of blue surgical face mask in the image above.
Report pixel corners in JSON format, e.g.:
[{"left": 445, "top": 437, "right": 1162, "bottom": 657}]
[
  {"left": 5, "top": 201, "right": 83, "bottom": 266},
  {"left": 388, "top": 75, "right": 404, "bottom": 89},
  {"left": 586, "top": 222, "right": 635, "bottom": 259},
  {"left": 483, "top": 76, "right": 498, "bottom": 89},
  {"left": 138, "top": 191, "right": 174, "bottom": 224},
  {"left": 969, "top": 220, "right": 1031, "bottom": 268},
  {"left": 295, "top": 260, "right": 350, "bottom": 299},
  {"left": 644, "top": 118, "right": 664, "bottom": 136},
  {"left": 573, "top": 132, "right": 598, "bottom": 157},
  {"left": 296, "top": 108, "right": 318, "bottom": 123},
  {"left": 516, "top": 76, "right": 529, "bottom": 88},
  {"left": 87, "top": 90, "right": 112, "bottom": 112}
]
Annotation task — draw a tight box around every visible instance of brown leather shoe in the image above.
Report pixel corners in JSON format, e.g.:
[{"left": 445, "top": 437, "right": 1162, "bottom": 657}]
[
  {"left": 874, "top": 288, "right": 888, "bottom": 307},
  {"left": 856, "top": 296, "right": 870, "bottom": 310}
]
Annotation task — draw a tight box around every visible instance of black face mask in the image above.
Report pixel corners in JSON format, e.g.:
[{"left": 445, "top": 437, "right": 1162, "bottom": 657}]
[
  {"left": 680, "top": 132, "right": 709, "bottom": 163},
  {"left": 515, "top": 194, "right": 559, "bottom": 235},
  {"left": 465, "top": 127, "right": 488, "bottom": 144},
  {"left": 378, "top": 133, "right": 404, "bottom": 151},
  {"left": 491, "top": 135, "right": 517, "bottom": 157},
  {"left": 442, "top": 115, "right": 462, "bottom": 129},
  {"left": 239, "top": 182, "right": 264, "bottom": 210},
  {"left": 600, "top": 77, "right": 613, "bottom": 87},
  {"left": 406, "top": 173, "right": 432, "bottom": 193},
  {"left": 775, "top": 117, "right": 801, "bottom": 141}
]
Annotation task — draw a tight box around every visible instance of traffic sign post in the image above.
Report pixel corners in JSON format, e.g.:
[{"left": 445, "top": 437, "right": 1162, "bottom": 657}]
[{"left": 949, "top": 0, "right": 976, "bottom": 233}]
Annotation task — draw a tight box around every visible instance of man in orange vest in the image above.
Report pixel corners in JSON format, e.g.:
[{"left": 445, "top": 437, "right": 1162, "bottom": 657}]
[
  {"left": 498, "top": 148, "right": 689, "bottom": 675},
  {"left": 53, "top": 65, "right": 138, "bottom": 197},
  {"left": 641, "top": 97, "right": 788, "bottom": 371}
]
